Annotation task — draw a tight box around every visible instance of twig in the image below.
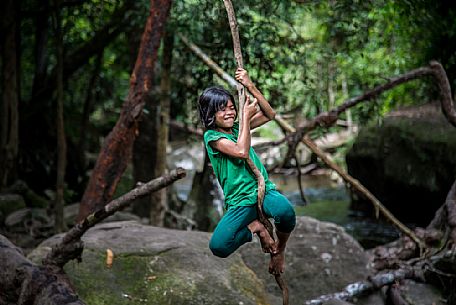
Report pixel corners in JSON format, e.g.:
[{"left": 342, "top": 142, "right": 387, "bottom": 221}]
[{"left": 166, "top": 209, "right": 197, "bottom": 229}]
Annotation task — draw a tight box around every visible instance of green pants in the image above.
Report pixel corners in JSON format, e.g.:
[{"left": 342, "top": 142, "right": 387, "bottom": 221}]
[{"left": 209, "top": 189, "right": 296, "bottom": 258}]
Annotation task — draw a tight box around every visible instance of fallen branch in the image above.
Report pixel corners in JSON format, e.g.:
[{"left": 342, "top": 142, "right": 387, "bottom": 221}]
[
  {"left": 304, "top": 268, "right": 417, "bottom": 305},
  {"left": 166, "top": 209, "right": 197, "bottom": 230},
  {"left": 306, "top": 245, "right": 456, "bottom": 305},
  {"left": 44, "top": 168, "right": 186, "bottom": 267}
]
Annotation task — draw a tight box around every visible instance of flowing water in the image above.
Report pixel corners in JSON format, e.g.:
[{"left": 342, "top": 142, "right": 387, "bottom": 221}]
[{"left": 268, "top": 173, "right": 400, "bottom": 249}]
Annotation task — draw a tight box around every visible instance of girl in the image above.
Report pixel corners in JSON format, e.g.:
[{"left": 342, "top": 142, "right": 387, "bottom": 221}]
[{"left": 198, "top": 68, "right": 296, "bottom": 275}]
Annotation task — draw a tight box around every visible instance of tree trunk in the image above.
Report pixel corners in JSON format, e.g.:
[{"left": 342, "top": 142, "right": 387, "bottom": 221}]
[
  {"left": 78, "top": 51, "right": 103, "bottom": 169},
  {"left": 327, "top": 61, "right": 336, "bottom": 110},
  {"left": 53, "top": 0, "right": 67, "bottom": 232},
  {"left": 184, "top": 152, "right": 221, "bottom": 231},
  {"left": 31, "top": 0, "right": 49, "bottom": 98},
  {"left": 151, "top": 30, "right": 174, "bottom": 225},
  {"left": 132, "top": 28, "right": 173, "bottom": 227},
  {"left": 17, "top": 1, "right": 135, "bottom": 200},
  {"left": 77, "top": 0, "right": 172, "bottom": 222},
  {"left": 30, "top": 0, "right": 135, "bottom": 104},
  {"left": 132, "top": 95, "right": 159, "bottom": 218},
  {"left": 0, "top": 0, "right": 20, "bottom": 189}
]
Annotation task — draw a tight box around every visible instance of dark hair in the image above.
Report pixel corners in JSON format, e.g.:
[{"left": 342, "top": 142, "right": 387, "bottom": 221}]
[{"left": 198, "top": 86, "right": 237, "bottom": 129}]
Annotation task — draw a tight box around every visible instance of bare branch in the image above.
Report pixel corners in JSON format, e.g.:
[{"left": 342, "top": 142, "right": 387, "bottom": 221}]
[{"left": 44, "top": 168, "right": 186, "bottom": 267}]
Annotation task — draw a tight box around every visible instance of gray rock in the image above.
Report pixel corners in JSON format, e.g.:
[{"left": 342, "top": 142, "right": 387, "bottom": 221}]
[
  {"left": 29, "top": 216, "right": 390, "bottom": 305},
  {"left": 346, "top": 103, "right": 456, "bottom": 226},
  {"left": 240, "top": 216, "right": 384, "bottom": 305},
  {"left": 394, "top": 279, "right": 445, "bottom": 305},
  {"left": 64, "top": 202, "right": 141, "bottom": 227},
  {"left": 29, "top": 221, "right": 270, "bottom": 305}
]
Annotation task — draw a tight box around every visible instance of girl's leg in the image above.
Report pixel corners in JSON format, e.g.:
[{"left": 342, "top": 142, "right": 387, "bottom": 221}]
[
  {"left": 263, "top": 189, "right": 296, "bottom": 274},
  {"left": 247, "top": 219, "right": 277, "bottom": 254},
  {"left": 209, "top": 205, "right": 276, "bottom": 258},
  {"left": 209, "top": 205, "right": 255, "bottom": 258},
  {"left": 263, "top": 189, "right": 296, "bottom": 234}
]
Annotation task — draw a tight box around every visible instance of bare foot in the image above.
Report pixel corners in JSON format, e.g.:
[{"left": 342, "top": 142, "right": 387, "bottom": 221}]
[
  {"left": 248, "top": 220, "right": 277, "bottom": 254},
  {"left": 269, "top": 251, "right": 285, "bottom": 275}
]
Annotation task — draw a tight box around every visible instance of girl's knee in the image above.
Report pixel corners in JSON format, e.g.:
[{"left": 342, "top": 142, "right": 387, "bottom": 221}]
[
  {"left": 209, "top": 237, "right": 233, "bottom": 258},
  {"left": 274, "top": 202, "right": 296, "bottom": 233}
]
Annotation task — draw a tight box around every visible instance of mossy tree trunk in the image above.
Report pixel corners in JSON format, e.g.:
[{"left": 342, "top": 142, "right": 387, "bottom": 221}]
[{"left": 77, "top": 0, "right": 172, "bottom": 222}]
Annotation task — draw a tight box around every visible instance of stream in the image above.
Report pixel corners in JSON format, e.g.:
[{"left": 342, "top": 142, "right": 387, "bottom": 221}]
[{"left": 169, "top": 140, "right": 400, "bottom": 249}]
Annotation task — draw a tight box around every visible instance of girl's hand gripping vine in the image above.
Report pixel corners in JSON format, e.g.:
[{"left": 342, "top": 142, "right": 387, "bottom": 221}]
[
  {"left": 243, "top": 95, "right": 259, "bottom": 121},
  {"left": 235, "top": 67, "right": 253, "bottom": 88}
]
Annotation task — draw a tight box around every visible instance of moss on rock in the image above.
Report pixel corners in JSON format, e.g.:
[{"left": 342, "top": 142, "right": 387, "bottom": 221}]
[{"left": 32, "top": 221, "right": 273, "bottom": 305}]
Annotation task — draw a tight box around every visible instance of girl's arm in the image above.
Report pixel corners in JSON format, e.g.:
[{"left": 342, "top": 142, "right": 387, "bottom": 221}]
[
  {"left": 235, "top": 68, "right": 276, "bottom": 129},
  {"left": 210, "top": 96, "right": 258, "bottom": 159}
]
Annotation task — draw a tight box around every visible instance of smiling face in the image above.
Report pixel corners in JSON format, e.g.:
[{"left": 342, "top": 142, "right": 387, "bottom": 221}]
[{"left": 214, "top": 99, "right": 237, "bottom": 130}]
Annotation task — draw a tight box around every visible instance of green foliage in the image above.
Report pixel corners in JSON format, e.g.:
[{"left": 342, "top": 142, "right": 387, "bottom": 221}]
[
  {"left": 9, "top": 0, "right": 456, "bottom": 198},
  {"left": 169, "top": 0, "right": 455, "bottom": 128}
]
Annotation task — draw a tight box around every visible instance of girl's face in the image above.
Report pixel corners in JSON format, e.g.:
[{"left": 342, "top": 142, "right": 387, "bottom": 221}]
[{"left": 215, "top": 99, "right": 236, "bottom": 130}]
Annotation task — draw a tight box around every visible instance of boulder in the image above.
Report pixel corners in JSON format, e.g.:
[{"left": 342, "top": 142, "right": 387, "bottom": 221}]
[
  {"left": 28, "top": 216, "right": 385, "bottom": 305},
  {"left": 346, "top": 103, "right": 456, "bottom": 225},
  {"left": 29, "top": 221, "right": 270, "bottom": 305},
  {"left": 387, "top": 280, "right": 445, "bottom": 305},
  {"left": 240, "top": 216, "right": 383, "bottom": 305}
]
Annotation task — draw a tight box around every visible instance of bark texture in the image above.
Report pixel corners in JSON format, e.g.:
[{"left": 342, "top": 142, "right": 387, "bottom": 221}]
[{"left": 77, "top": 0, "right": 172, "bottom": 221}]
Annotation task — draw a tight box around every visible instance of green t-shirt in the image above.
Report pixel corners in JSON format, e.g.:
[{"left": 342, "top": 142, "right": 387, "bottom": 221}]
[{"left": 203, "top": 122, "right": 276, "bottom": 210}]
